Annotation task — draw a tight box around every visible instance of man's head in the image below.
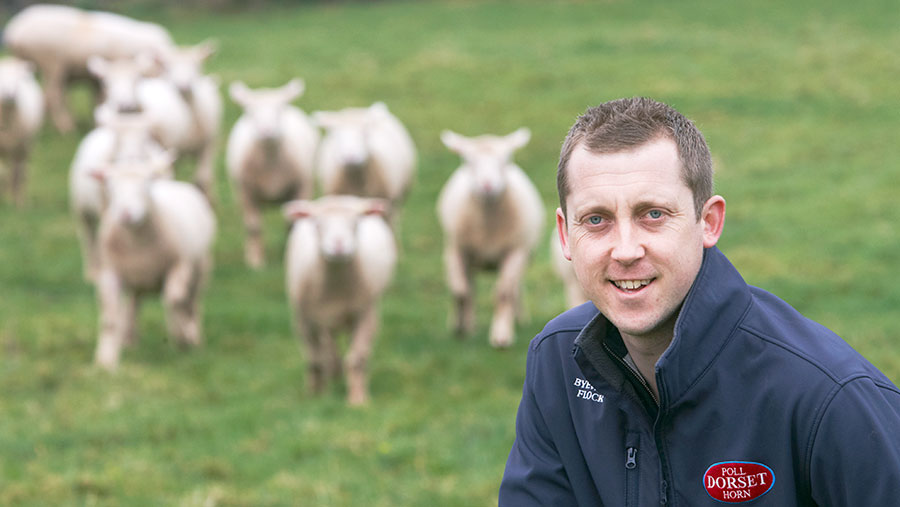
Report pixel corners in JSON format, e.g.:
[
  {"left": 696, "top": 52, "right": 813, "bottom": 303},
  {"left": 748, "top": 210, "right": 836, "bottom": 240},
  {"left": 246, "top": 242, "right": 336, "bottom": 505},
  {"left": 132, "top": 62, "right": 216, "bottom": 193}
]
[
  {"left": 557, "top": 97, "right": 713, "bottom": 220},
  {"left": 555, "top": 98, "right": 725, "bottom": 343}
]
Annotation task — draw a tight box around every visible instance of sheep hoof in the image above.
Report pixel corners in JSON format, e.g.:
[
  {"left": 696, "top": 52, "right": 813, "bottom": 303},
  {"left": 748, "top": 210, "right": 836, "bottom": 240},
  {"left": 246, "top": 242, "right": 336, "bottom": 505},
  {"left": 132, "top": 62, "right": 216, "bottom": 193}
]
[
  {"left": 490, "top": 330, "right": 514, "bottom": 349},
  {"left": 347, "top": 390, "right": 369, "bottom": 406}
]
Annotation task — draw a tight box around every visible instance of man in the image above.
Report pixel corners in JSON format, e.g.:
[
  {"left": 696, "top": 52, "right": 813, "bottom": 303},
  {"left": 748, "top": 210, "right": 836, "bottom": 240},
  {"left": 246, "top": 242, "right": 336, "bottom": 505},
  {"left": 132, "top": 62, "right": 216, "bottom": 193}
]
[{"left": 499, "top": 97, "right": 900, "bottom": 505}]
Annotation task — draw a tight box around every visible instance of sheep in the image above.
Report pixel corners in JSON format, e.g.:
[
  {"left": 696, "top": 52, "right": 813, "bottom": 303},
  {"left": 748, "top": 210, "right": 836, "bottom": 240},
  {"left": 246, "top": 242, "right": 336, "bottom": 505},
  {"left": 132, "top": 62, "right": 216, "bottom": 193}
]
[
  {"left": 226, "top": 79, "right": 320, "bottom": 268},
  {"left": 550, "top": 229, "right": 589, "bottom": 308},
  {"left": 314, "top": 102, "right": 416, "bottom": 208},
  {"left": 436, "top": 128, "right": 545, "bottom": 348},
  {"left": 69, "top": 106, "right": 165, "bottom": 282},
  {"left": 2, "top": 4, "right": 173, "bottom": 132},
  {"left": 0, "top": 56, "right": 44, "bottom": 207},
  {"left": 86, "top": 42, "right": 223, "bottom": 198},
  {"left": 283, "top": 195, "right": 397, "bottom": 405},
  {"left": 91, "top": 151, "right": 216, "bottom": 370}
]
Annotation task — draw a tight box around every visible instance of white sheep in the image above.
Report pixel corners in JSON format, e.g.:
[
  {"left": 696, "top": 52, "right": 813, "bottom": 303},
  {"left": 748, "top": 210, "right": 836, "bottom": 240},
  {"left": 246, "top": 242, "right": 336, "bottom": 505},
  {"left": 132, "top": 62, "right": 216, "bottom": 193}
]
[
  {"left": 314, "top": 102, "right": 416, "bottom": 207},
  {"left": 91, "top": 152, "right": 216, "bottom": 370},
  {"left": 87, "top": 42, "right": 223, "bottom": 198},
  {"left": 69, "top": 106, "right": 165, "bottom": 281},
  {"left": 550, "top": 229, "right": 589, "bottom": 308},
  {"left": 283, "top": 195, "right": 397, "bottom": 405},
  {"left": 2, "top": 4, "right": 173, "bottom": 132},
  {"left": 0, "top": 56, "right": 44, "bottom": 207},
  {"left": 226, "top": 79, "right": 320, "bottom": 268},
  {"left": 436, "top": 128, "right": 545, "bottom": 348}
]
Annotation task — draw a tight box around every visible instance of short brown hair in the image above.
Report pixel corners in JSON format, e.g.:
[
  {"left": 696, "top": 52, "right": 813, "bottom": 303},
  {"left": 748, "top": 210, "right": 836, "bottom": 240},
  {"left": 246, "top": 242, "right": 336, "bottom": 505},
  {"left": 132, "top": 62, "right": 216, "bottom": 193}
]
[{"left": 557, "top": 97, "right": 713, "bottom": 219}]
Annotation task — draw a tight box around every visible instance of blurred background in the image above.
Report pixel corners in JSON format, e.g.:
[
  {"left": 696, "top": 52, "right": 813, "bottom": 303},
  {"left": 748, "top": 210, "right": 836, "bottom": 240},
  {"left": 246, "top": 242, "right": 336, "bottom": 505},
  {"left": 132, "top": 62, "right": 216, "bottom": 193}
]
[{"left": 2, "top": 0, "right": 898, "bottom": 504}]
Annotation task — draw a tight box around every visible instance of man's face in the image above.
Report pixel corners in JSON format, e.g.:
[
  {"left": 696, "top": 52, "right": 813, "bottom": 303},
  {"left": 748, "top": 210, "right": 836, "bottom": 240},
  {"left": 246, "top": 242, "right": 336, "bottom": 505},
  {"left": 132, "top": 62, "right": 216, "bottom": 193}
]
[{"left": 557, "top": 137, "right": 723, "bottom": 342}]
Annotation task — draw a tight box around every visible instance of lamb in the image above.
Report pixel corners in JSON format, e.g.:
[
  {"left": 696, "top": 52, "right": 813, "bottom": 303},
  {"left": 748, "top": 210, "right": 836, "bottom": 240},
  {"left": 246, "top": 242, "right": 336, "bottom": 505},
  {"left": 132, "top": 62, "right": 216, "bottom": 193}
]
[
  {"left": 550, "top": 229, "right": 589, "bottom": 308},
  {"left": 314, "top": 102, "right": 416, "bottom": 207},
  {"left": 436, "top": 128, "right": 545, "bottom": 348},
  {"left": 69, "top": 106, "right": 165, "bottom": 281},
  {"left": 87, "top": 42, "right": 223, "bottom": 198},
  {"left": 2, "top": 4, "right": 173, "bottom": 132},
  {"left": 91, "top": 151, "right": 216, "bottom": 370},
  {"left": 226, "top": 79, "right": 320, "bottom": 268},
  {"left": 283, "top": 195, "right": 397, "bottom": 405},
  {"left": 0, "top": 56, "right": 44, "bottom": 207}
]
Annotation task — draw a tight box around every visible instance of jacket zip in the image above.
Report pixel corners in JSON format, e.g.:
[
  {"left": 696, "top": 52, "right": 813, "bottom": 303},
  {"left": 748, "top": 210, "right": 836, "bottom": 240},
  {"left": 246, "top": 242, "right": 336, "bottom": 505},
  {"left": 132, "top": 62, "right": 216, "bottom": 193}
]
[
  {"left": 606, "top": 342, "right": 672, "bottom": 504},
  {"left": 604, "top": 342, "right": 659, "bottom": 406},
  {"left": 625, "top": 442, "right": 639, "bottom": 506}
]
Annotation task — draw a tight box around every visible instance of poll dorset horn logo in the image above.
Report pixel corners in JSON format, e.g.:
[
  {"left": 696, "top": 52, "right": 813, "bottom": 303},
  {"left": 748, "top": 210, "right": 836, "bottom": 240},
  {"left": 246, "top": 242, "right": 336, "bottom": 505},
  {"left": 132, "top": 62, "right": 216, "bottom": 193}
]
[{"left": 703, "top": 461, "right": 775, "bottom": 503}]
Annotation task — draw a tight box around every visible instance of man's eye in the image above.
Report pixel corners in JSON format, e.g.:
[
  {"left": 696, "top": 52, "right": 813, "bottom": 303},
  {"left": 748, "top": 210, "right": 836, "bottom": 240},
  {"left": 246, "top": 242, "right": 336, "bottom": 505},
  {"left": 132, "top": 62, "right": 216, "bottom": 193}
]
[
  {"left": 588, "top": 216, "right": 603, "bottom": 225},
  {"left": 647, "top": 210, "right": 663, "bottom": 219}
]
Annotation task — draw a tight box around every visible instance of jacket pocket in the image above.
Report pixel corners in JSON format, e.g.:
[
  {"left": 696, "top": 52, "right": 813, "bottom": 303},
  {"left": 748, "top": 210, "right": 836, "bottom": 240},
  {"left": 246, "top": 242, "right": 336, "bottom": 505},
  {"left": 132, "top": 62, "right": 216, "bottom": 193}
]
[{"left": 625, "top": 432, "right": 640, "bottom": 506}]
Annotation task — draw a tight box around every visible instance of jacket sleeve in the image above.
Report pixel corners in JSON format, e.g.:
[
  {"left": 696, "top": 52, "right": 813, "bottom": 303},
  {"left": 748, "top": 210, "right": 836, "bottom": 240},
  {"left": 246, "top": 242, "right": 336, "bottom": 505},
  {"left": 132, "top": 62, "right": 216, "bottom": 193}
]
[
  {"left": 808, "top": 376, "right": 900, "bottom": 504},
  {"left": 499, "top": 343, "right": 577, "bottom": 506}
]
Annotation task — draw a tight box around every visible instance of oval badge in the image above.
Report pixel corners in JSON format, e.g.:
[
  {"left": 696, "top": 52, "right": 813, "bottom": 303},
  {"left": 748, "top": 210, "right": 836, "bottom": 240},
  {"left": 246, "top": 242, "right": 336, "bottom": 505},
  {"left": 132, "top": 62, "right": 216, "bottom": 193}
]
[{"left": 703, "top": 461, "right": 775, "bottom": 503}]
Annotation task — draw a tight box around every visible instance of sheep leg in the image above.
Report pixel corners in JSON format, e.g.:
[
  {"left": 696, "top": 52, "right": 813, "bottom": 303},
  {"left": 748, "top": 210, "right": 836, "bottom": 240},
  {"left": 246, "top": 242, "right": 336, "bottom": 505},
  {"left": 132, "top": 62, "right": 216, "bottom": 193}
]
[
  {"left": 445, "top": 245, "right": 474, "bottom": 338},
  {"left": 9, "top": 148, "right": 28, "bottom": 208},
  {"left": 490, "top": 249, "right": 528, "bottom": 348},
  {"left": 122, "top": 291, "right": 141, "bottom": 347},
  {"left": 43, "top": 63, "right": 74, "bottom": 133},
  {"left": 193, "top": 141, "right": 217, "bottom": 203},
  {"left": 298, "top": 319, "right": 327, "bottom": 395},
  {"left": 75, "top": 212, "right": 101, "bottom": 282},
  {"left": 94, "top": 268, "right": 124, "bottom": 370},
  {"left": 238, "top": 190, "right": 265, "bottom": 269},
  {"left": 163, "top": 261, "right": 201, "bottom": 348},
  {"left": 346, "top": 306, "right": 378, "bottom": 406}
]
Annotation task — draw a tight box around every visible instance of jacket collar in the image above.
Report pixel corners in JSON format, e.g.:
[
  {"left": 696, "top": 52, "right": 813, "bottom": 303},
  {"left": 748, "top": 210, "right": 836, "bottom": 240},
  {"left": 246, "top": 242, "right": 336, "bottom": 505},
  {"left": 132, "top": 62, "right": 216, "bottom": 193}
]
[{"left": 574, "top": 246, "right": 753, "bottom": 408}]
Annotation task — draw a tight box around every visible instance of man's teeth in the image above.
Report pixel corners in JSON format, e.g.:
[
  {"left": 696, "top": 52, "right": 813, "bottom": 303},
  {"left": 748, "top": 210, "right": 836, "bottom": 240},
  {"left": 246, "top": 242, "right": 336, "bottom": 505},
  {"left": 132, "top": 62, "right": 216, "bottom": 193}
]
[{"left": 614, "top": 279, "right": 651, "bottom": 290}]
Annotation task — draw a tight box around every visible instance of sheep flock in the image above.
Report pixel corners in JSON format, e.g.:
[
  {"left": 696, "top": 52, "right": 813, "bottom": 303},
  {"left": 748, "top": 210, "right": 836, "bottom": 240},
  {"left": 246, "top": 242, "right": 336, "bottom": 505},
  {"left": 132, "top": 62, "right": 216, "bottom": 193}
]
[{"left": 0, "top": 3, "right": 583, "bottom": 405}]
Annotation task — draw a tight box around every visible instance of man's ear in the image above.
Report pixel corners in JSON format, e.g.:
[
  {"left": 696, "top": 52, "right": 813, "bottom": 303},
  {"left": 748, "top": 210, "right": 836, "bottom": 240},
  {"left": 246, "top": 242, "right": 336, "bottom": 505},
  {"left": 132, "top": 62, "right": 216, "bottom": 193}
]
[
  {"left": 701, "top": 196, "right": 726, "bottom": 248},
  {"left": 556, "top": 208, "right": 572, "bottom": 260}
]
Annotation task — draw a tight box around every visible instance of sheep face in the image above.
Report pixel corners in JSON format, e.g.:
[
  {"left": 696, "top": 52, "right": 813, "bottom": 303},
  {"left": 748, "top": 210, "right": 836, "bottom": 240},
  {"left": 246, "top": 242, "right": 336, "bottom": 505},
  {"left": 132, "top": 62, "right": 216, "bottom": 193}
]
[
  {"left": 441, "top": 128, "right": 531, "bottom": 199},
  {"left": 230, "top": 79, "right": 305, "bottom": 144},
  {"left": 93, "top": 153, "right": 174, "bottom": 228},
  {"left": 315, "top": 103, "right": 391, "bottom": 170},
  {"left": 93, "top": 106, "right": 161, "bottom": 162},
  {"left": 284, "top": 195, "right": 389, "bottom": 262},
  {"left": 0, "top": 59, "right": 35, "bottom": 106},
  {"left": 162, "top": 41, "right": 216, "bottom": 99},
  {"left": 88, "top": 56, "right": 157, "bottom": 114}
]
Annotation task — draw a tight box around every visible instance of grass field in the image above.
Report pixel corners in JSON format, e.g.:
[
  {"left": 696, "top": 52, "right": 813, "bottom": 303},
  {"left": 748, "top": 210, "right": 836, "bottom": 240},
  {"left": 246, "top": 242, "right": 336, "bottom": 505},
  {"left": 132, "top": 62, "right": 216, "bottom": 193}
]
[{"left": 2, "top": 0, "right": 899, "bottom": 504}]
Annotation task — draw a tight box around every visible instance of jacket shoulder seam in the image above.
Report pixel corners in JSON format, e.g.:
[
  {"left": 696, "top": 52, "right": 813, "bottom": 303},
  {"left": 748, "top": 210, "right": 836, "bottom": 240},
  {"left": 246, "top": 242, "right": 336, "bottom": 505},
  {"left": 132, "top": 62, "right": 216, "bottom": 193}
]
[{"left": 531, "top": 326, "right": 584, "bottom": 351}]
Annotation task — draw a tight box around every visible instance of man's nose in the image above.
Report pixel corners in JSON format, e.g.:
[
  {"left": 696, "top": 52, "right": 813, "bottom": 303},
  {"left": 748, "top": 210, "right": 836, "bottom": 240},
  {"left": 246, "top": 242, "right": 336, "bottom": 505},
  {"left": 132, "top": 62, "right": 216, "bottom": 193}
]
[{"left": 610, "top": 222, "right": 645, "bottom": 265}]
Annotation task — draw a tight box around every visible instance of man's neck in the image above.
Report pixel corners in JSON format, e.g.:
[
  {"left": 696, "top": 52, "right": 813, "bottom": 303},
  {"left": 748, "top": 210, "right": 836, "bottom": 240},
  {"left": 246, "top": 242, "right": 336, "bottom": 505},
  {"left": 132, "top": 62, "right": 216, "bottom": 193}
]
[{"left": 620, "top": 330, "right": 673, "bottom": 400}]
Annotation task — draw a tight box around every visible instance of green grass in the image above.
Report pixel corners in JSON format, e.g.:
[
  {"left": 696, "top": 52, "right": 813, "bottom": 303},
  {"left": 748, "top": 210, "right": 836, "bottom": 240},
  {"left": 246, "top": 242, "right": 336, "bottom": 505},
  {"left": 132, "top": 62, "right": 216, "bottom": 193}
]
[{"left": 2, "top": 0, "right": 899, "bottom": 504}]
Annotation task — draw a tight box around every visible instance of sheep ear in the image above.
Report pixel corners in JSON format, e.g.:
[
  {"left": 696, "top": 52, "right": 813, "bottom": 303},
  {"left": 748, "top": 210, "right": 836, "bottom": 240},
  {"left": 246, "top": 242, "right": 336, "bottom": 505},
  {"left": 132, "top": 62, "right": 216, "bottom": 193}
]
[
  {"left": 282, "top": 200, "right": 314, "bottom": 221},
  {"left": 134, "top": 52, "right": 161, "bottom": 77},
  {"left": 229, "top": 81, "right": 251, "bottom": 106},
  {"left": 369, "top": 101, "right": 389, "bottom": 117},
  {"left": 363, "top": 198, "right": 390, "bottom": 217},
  {"left": 89, "top": 167, "right": 110, "bottom": 182},
  {"left": 86, "top": 56, "right": 108, "bottom": 77},
  {"left": 312, "top": 111, "right": 336, "bottom": 129},
  {"left": 282, "top": 78, "right": 306, "bottom": 102},
  {"left": 195, "top": 39, "right": 218, "bottom": 61},
  {"left": 440, "top": 130, "right": 468, "bottom": 153},
  {"left": 150, "top": 150, "right": 177, "bottom": 178},
  {"left": 506, "top": 127, "right": 531, "bottom": 150}
]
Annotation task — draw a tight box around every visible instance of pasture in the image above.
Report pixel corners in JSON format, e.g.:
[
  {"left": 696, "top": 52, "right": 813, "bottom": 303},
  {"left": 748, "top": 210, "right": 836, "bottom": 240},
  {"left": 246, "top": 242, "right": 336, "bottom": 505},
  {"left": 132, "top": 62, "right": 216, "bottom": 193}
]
[{"left": 2, "top": 0, "right": 899, "bottom": 504}]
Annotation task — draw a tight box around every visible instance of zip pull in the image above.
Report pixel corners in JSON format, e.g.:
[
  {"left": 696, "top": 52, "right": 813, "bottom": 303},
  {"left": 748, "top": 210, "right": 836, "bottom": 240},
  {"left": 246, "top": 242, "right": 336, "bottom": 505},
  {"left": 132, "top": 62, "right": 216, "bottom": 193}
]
[{"left": 625, "top": 447, "right": 637, "bottom": 469}]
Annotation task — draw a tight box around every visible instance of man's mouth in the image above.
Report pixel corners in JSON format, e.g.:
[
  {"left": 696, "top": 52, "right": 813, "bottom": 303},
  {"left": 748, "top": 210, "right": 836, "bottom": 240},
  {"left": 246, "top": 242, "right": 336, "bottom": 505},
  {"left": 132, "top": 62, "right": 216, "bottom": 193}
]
[{"left": 612, "top": 279, "right": 653, "bottom": 291}]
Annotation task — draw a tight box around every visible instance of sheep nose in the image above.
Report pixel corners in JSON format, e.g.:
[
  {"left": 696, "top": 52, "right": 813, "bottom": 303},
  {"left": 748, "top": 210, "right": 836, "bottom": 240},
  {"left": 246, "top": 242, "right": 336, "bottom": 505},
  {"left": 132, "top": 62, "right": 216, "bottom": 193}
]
[{"left": 118, "top": 102, "right": 143, "bottom": 114}]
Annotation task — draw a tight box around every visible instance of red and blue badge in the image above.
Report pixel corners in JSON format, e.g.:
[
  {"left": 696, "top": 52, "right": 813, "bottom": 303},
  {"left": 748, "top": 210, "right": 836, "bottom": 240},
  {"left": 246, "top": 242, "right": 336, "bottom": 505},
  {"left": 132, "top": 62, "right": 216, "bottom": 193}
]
[{"left": 703, "top": 461, "right": 775, "bottom": 503}]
